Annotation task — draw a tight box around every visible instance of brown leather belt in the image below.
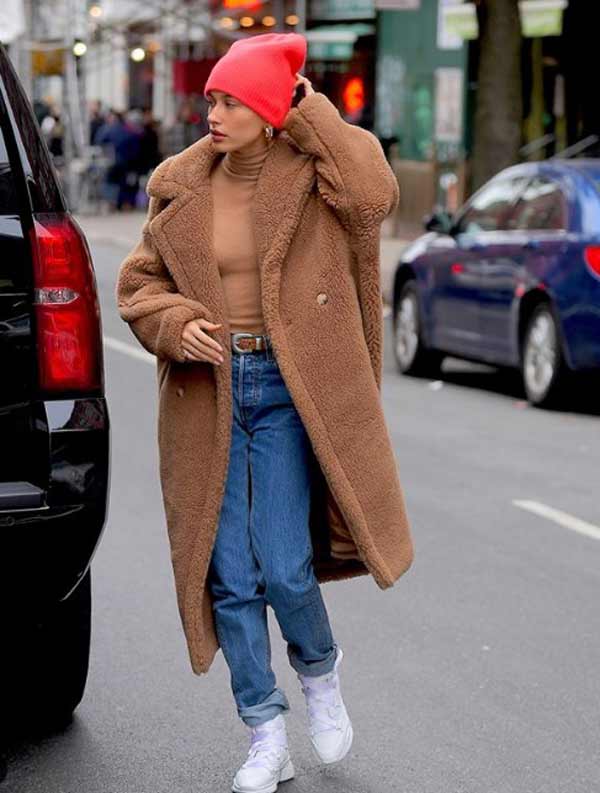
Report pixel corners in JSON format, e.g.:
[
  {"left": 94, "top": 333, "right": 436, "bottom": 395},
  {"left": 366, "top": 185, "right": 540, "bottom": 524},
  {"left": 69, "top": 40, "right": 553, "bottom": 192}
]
[{"left": 231, "top": 332, "right": 272, "bottom": 354}]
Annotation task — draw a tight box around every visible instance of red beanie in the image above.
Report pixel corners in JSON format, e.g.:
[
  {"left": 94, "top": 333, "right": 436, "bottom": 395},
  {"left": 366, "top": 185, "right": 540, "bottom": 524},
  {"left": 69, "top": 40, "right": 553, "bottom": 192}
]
[{"left": 204, "top": 33, "right": 308, "bottom": 129}]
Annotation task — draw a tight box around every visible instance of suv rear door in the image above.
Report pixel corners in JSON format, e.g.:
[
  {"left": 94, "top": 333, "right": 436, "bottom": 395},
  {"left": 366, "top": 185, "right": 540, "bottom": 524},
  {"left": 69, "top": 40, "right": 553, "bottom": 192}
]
[
  {"left": 0, "top": 43, "right": 108, "bottom": 607},
  {"left": 0, "top": 69, "right": 48, "bottom": 507}
]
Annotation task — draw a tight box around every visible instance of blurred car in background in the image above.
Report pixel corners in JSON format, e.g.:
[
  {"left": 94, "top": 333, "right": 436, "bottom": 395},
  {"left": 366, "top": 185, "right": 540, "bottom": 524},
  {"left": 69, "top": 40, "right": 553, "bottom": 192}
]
[
  {"left": 392, "top": 160, "right": 600, "bottom": 407},
  {"left": 0, "top": 42, "right": 109, "bottom": 735}
]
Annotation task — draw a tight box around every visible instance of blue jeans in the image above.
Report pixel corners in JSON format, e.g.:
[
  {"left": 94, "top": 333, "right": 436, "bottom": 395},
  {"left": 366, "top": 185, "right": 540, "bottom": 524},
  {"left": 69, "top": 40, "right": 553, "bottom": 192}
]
[{"left": 207, "top": 341, "right": 338, "bottom": 727}]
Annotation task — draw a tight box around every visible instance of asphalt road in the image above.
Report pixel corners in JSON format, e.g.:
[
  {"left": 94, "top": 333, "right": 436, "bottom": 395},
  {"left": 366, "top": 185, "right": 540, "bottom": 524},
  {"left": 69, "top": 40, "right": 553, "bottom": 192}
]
[{"left": 4, "top": 238, "right": 600, "bottom": 793}]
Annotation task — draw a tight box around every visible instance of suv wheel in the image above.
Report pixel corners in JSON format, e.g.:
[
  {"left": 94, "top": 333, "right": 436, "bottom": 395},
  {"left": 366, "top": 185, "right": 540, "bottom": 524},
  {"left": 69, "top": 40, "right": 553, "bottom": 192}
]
[
  {"left": 393, "top": 282, "right": 444, "bottom": 377},
  {"left": 4, "top": 570, "right": 92, "bottom": 730},
  {"left": 521, "top": 304, "right": 569, "bottom": 407}
]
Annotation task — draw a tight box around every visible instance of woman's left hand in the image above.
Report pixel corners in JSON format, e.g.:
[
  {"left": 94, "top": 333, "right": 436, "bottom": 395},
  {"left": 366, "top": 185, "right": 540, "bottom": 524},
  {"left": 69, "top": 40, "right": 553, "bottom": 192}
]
[{"left": 293, "top": 73, "right": 315, "bottom": 100}]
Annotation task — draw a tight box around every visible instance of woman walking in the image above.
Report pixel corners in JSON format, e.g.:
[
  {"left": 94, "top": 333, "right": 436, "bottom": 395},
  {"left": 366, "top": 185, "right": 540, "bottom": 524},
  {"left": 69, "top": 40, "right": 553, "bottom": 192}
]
[{"left": 116, "top": 32, "right": 414, "bottom": 793}]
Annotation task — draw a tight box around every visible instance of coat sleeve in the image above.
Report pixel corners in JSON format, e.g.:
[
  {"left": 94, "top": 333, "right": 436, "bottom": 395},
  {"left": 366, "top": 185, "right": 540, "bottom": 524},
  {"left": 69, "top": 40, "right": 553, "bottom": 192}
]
[
  {"left": 115, "top": 188, "right": 212, "bottom": 363},
  {"left": 284, "top": 92, "right": 396, "bottom": 391},
  {"left": 282, "top": 91, "right": 400, "bottom": 232}
]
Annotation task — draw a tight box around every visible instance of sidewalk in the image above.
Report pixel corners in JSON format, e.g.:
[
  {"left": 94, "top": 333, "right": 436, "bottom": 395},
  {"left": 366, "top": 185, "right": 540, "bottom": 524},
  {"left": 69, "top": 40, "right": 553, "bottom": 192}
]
[{"left": 75, "top": 210, "right": 419, "bottom": 307}]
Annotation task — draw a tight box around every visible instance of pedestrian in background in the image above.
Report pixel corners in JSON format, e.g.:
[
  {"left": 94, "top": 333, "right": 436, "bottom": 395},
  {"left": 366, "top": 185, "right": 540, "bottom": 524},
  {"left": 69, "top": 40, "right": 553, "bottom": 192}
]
[
  {"left": 94, "top": 108, "right": 141, "bottom": 211},
  {"left": 162, "top": 98, "right": 205, "bottom": 156},
  {"left": 40, "top": 104, "right": 64, "bottom": 159},
  {"left": 116, "top": 31, "right": 414, "bottom": 793},
  {"left": 137, "top": 107, "right": 162, "bottom": 177}
]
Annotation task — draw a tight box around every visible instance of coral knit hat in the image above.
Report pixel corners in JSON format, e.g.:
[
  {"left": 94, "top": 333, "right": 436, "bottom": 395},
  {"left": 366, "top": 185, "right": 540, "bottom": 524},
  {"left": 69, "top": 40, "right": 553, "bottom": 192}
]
[{"left": 203, "top": 32, "right": 308, "bottom": 129}]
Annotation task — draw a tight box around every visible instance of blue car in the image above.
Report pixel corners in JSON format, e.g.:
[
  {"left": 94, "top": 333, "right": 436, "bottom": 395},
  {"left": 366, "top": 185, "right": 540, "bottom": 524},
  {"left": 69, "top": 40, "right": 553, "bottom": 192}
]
[{"left": 392, "top": 159, "right": 600, "bottom": 407}]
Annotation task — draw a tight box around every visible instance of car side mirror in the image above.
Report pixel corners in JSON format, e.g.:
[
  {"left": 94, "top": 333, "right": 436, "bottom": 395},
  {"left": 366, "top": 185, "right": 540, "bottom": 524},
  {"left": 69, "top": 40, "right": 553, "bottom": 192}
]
[{"left": 423, "top": 210, "right": 453, "bottom": 235}]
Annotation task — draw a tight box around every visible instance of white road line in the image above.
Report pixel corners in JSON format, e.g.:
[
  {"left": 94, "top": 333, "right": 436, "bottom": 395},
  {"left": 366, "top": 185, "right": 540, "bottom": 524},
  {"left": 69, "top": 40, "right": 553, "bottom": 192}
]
[
  {"left": 103, "top": 335, "right": 154, "bottom": 365},
  {"left": 512, "top": 500, "right": 600, "bottom": 542}
]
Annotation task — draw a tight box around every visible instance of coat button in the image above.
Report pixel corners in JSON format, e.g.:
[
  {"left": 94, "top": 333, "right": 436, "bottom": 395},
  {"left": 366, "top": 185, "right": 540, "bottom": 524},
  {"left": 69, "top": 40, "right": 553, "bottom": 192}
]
[
  {"left": 317, "top": 292, "right": 328, "bottom": 305},
  {"left": 176, "top": 386, "right": 185, "bottom": 397}
]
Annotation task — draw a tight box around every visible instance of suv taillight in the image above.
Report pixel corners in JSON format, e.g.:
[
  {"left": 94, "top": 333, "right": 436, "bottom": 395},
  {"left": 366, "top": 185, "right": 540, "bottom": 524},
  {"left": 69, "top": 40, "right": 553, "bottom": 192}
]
[
  {"left": 29, "top": 213, "right": 103, "bottom": 394},
  {"left": 584, "top": 245, "right": 600, "bottom": 280}
]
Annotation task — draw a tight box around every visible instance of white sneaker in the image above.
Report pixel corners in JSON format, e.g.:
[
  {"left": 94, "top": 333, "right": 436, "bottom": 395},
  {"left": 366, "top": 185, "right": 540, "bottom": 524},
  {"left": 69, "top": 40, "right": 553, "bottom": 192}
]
[
  {"left": 232, "top": 713, "right": 295, "bottom": 793},
  {"left": 297, "top": 646, "right": 353, "bottom": 764}
]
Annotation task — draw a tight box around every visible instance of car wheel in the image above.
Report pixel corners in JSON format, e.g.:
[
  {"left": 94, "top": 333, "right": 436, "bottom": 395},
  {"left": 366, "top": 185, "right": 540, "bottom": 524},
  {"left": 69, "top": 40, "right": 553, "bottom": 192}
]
[
  {"left": 4, "top": 570, "right": 92, "bottom": 730},
  {"left": 393, "top": 281, "right": 444, "bottom": 377},
  {"left": 521, "top": 304, "right": 569, "bottom": 408}
]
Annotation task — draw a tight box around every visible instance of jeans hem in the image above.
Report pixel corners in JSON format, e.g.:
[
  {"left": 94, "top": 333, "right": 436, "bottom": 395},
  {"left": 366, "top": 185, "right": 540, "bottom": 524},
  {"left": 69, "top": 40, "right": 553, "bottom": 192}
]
[
  {"left": 287, "top": 641, "right": 339, "bottom": 677},
  {"left": 238, "top": 687, "right": 291, "bottom": 727}
]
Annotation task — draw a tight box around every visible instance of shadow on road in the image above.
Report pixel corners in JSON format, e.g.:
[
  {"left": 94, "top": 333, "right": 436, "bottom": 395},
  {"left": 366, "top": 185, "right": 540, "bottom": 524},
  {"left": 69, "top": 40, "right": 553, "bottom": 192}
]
[
  {"left": 390, "top": 350, "right": 600, "bottom": 417},
  {"left": 1, "top": 714, "right": 99, "bottom": 789}
]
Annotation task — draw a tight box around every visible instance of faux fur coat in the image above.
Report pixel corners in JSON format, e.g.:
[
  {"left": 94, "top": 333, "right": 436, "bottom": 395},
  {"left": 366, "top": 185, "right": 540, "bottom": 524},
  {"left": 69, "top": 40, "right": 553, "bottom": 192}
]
[{"left": 115, "top": 91, "right": 415, "bottom": 675}]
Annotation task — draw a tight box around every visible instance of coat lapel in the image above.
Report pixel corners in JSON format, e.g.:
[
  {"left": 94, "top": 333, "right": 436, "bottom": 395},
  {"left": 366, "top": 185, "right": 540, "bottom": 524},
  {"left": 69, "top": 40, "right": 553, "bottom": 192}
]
[{"left": 146, "top": 133, "right": 315, "bottom": 329}]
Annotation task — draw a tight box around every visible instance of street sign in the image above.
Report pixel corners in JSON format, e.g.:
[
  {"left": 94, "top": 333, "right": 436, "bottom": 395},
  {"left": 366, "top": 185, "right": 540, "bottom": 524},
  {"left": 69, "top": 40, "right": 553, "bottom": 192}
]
[
  {"left": 520, "top": 0, "right": 568, "bottom": 37},
  {"left": 439, "top": 0, "right": 569, "bottom": 41}
]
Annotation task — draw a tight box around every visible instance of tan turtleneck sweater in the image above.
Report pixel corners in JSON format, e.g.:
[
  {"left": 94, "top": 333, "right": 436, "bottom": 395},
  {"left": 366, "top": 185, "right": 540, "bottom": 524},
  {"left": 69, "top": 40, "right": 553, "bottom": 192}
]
[{"left": 209, "top": 140, "right": 272, "bottom": 335}]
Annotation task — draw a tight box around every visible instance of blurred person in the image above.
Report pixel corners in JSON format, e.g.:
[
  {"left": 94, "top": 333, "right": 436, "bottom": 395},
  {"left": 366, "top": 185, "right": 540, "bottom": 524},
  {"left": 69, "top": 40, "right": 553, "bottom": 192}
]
[
  {"left": 33, "top": 96, "right": 52, "bottom": 126},
  {"left": 94, "top": 109, "right": 142, "bottom": 211},
  {"left": 137, "top": 106, "right": 162, "bottom": 176},
  {"left": 89, "top": 99, "right": 106, "bottom": 145},
  {"left": 115, "top": 32, "right": 413, "bottom": 793},
  {"left": 40, "top": 106, "right": 64, "bottom": 159},
  {"left": 162, "top": 99, "right": 205, "bottom": 156}
]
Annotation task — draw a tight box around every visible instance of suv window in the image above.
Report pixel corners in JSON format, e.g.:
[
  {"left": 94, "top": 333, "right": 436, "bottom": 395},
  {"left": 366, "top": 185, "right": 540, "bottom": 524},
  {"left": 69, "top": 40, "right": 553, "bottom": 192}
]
[
  {"left": 0, "top": 44, "right": 65, "bottom": 212},
  {"left": 0, "top": 121, "right": 18, "bottom": 213},
  {"left": 454, "top": 176, "right": 527, "bottom": 234},
  {"left": 507, "top": 177, "right": 567, "bottom": 231}
]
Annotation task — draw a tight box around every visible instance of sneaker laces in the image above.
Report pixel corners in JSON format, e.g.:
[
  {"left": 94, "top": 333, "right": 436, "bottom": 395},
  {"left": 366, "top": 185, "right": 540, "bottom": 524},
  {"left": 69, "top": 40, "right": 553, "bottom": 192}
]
[
  {"left": 243, "top": 722, "right": 288, "bottom": 769},
  {"left": 300, "top": 672, "right": 343, "bottom": 735}
]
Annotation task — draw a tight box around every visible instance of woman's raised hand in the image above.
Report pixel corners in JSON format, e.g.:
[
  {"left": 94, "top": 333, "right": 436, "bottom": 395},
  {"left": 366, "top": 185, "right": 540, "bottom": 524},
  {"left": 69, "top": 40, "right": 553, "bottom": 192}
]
[
  {"left": 293, "top": 73, "right": 314, "bottom": 99},
  {"left": 181, "top": 318, "right": 224, "bottom": 365}
]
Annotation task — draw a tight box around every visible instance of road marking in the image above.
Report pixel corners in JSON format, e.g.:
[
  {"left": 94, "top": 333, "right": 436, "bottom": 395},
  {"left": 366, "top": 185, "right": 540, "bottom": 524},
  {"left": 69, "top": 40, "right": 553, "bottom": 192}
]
[
  {"left": 513, "top": 500, "right": 600, "bottom": 541},
  {"left": 104, "top": 335, "right": 154, "bottom": 365}
]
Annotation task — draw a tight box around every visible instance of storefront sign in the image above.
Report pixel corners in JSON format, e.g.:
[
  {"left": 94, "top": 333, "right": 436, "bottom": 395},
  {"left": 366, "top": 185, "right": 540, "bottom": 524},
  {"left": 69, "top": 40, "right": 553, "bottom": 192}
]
[
  {"left": 31, "top": 46, "right": 65, "bottom": 77},
  {"left": 306, "top": 23, "right": 374, "bottom": 61},
  {"left": 375, "top": 0, "right": 420, "bottom": 9},
  {"left": 222, "top": 0, "right": 264, "bottom": 8},
  {"left": 311, "top": 0, "right": 375, "bottom": 20}
]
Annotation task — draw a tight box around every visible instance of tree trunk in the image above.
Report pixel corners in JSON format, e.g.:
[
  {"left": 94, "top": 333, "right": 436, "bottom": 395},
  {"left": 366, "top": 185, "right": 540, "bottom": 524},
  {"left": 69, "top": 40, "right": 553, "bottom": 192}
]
[{"left": 472, "top": 0, "right": 523, "bottom": 190}]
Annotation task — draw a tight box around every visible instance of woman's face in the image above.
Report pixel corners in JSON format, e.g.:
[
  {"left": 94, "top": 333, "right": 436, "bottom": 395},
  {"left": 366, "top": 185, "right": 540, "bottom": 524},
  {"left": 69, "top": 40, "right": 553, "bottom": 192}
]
[{"left": 206, "top": 90, "right": 269, "bottom": 151}]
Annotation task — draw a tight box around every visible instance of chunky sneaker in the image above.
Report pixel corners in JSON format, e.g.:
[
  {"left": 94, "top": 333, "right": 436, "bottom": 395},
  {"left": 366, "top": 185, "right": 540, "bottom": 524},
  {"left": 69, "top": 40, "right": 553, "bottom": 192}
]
[
  {"left": 297, "top": 646, "right": 353, "bottom": 764},
  {"left": 232, "top": 713, "right": 295, "bottom": 793}
]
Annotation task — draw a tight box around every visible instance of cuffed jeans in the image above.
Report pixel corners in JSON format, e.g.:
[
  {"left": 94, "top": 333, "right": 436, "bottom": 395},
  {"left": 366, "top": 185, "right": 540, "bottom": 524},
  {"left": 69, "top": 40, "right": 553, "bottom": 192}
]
[{"left": 207, "top": 340, "right": 338, "bottom": 727}]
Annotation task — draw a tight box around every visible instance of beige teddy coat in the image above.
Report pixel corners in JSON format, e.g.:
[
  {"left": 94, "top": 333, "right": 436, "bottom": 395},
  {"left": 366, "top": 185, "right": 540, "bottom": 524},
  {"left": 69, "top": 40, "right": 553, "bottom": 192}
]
[{"left": 115, "top": 91, "right": 415, "bottom": 675}]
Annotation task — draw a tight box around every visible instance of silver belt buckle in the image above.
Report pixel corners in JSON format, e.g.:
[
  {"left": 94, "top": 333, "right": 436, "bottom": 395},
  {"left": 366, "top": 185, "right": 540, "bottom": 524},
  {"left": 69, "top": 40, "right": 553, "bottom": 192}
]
[{"left": 232, "top": 332, "right": 264, "bottom": 354}]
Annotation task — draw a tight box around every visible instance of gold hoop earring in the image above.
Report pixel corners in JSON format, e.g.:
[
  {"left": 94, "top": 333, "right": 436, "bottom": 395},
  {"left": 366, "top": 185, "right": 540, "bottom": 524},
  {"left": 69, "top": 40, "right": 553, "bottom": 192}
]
[{"left": 264, "top": 125, "right": 274, "bottom": 140}]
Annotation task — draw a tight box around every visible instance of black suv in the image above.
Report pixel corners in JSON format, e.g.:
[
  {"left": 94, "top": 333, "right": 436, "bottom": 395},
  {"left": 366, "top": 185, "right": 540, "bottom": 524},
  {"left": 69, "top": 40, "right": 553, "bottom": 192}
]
[{"left": 0, "top": 43, "right": 109, "bottom": 735}]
